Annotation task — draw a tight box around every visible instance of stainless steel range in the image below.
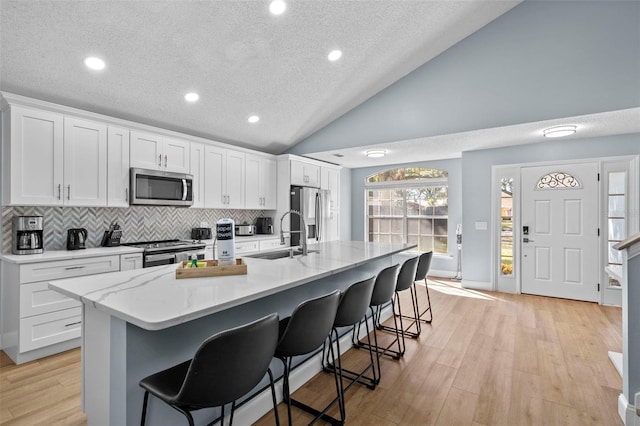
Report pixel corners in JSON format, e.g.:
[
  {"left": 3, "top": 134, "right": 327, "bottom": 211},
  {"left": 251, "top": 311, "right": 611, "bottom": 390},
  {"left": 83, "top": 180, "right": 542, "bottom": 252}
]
[{"left": 123, "top": 239, "right": 206, "bottom": 268}]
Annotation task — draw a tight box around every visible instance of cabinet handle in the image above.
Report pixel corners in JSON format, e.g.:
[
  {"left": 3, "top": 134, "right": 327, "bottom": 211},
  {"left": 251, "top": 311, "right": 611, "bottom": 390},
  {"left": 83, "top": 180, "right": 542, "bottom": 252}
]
[
  {"left": 65, "top": 321, "right": 81, "bottom": 327},
  {"left": 227, "top": 195, "right": 230, "bottom": 204},
  {"left": 125, "top": 188, "right": 128, "bottom": 201},
  {"left": 64, "top": 266, "right": 85, "bottom": 270},
  {"left": 164, "top": 155, "right": 168, "bottom": 168},
  {"left": 58, "top": 184, "right": 61, "bottom": 200},
  {"left": 158, "top": 154, "right": 162, "bottom": 167},
  {"left": 67, "top": 184, "right": 71, "bottom": 200}
]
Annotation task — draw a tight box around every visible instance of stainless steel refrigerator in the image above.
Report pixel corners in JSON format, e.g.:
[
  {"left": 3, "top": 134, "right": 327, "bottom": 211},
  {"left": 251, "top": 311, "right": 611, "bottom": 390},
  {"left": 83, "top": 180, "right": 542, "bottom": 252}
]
[{"left": 290, "top": 186, "right": 331, "bottom": 246}]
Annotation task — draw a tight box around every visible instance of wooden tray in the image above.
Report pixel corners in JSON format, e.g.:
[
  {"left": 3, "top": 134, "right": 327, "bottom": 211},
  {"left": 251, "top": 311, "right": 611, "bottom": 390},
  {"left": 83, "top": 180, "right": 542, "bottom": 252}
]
[{"left": 175, "top": 259, "right": 247, "bottom": 279}]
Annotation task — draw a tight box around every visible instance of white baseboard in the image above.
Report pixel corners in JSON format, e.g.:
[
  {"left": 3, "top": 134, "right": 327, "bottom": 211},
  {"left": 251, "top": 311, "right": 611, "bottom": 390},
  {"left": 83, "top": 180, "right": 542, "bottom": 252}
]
[
  {"left": 609, "top": 351, "right": 623, "bottom": 377},
  {"left": 461, "top": 280, "right": 492, "bottom": 291},
  {"left": 618, "top": 393, "right": 639, "bottom": 425}
]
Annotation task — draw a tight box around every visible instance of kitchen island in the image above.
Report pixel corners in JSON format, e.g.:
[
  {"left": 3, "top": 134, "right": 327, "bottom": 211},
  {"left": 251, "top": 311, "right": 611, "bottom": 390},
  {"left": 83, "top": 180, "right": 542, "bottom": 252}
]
[{"left": 49, "top": 240, "right": 414, "bottom": 426}]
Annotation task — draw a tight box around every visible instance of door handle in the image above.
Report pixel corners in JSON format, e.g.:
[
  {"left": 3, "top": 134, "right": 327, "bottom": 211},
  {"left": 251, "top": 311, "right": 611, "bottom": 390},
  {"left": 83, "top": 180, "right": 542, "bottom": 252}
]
[
  {"left": 158, "top": 154, "right": 162, "bottom": 167},
  {"left": 164, "top": 155, "right": 168, "bottom": 168},
  {"left": 523, "top": 238, "right": 535, "bottom": 243}
]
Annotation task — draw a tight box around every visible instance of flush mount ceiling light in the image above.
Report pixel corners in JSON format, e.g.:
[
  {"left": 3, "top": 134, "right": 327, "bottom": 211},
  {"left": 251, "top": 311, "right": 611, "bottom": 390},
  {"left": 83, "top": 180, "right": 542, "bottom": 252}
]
[
  {"left": 366, "top": 149, "right": 386, "bottom": 158},
  {"left": 184, "top": 92, "right": 199, "bottom": 102},
  {"left": 327, "top": 50, "right": 342, "bottom": 62},
  {"left": 248, "top": 115, "right": 260, "bottom": 123},
  {"left": 84, "top": 56, "right": 105, "bottom": 70},
  {"left": 269, "top": 0, "right": 286, "bottom": 15},
  {"left": 543, "top": 125, "right": 577, "bottom": 138}
]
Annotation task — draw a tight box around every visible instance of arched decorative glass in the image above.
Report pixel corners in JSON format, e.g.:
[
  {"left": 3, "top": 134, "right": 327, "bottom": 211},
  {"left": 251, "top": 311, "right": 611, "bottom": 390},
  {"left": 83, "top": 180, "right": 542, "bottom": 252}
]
[{"left": 536, "top": 172, "right": 581, "bottom": 189}]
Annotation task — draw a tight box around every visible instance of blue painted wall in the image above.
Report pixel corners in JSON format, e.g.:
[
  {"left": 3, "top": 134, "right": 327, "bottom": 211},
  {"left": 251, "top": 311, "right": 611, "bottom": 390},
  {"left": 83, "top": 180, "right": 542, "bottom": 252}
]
[{"left": 290, "top": 0, "right": 640, "bottom": 154}]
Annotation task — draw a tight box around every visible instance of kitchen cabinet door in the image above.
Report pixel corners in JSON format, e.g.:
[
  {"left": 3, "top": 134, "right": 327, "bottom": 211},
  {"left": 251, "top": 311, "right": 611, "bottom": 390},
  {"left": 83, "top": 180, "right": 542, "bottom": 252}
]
[
  {"left": 4, "top": 106, "right": 64, "bottom": 205},
  {"left": 291, "top": 159, "right": 320, "bottom": 187},
  {"left": 190, "top": 143, "right": 205, "bottom": 208},
  {"left": 120, "top": 253, "right": 143, "bottom": 270},
  {"left": 245, "top": 154, "right": 275, "bottom": 210},
  {"left": 204, "top": 146, "right": 225, "bottom": 208},
  {"left": 245, "top": 155, "right": 262, "bottom": 209},
  {"left": 225, "top": 150, "right": 245, "bottom": 209},
  {"left": 130, "top": 130, "right": 163, "bottom": 170},
  {"left": 262, "top": 157, "right": 277, "bottom": 209},
  {"left": 163, "top": 137, "right": 190, "bottom": 173},
  {"left": 63, "top": 117, "right": 108, "bottom": 207},
  {"left": 107, "top": 126, "right": 130, "bottom": 207},
  {"left": 321, "top": 167, "right": 340, "bottom": 210}
]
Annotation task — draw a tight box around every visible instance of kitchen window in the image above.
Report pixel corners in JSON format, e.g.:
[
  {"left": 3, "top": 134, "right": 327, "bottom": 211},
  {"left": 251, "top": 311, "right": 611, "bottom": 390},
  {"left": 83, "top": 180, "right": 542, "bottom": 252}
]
[{"left": 365, "top": 168, "right": 448, "bottom": 254}]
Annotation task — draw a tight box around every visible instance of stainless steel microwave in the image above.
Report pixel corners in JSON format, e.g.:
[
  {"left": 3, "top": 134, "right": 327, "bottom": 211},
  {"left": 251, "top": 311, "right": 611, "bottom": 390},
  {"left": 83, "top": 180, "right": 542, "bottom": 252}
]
[{"left": 130, "top": 168, "right": 193, "bottom": 207}]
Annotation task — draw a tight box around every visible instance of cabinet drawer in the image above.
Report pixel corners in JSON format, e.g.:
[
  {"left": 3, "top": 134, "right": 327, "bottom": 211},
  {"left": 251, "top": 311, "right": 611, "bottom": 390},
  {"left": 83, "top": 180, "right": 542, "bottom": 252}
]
[
  {"left": 20, "top": 255, "right": 120, "bottom": 284},
  {"left": 20, "top": 281, "right": 80, "bottom": 318},
  {"left": 19, "top": 307, "right": 81, "bottom": 352},
  {"left": 259, "top": 238, "right": 287, "bottom": 252},
  {"left": 235, "top": 241, "right": 259, "bottom": 254}
]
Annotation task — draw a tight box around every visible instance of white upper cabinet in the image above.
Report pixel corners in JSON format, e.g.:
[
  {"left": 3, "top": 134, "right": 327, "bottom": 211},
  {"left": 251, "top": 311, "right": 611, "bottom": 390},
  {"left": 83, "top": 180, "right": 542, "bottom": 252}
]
[
  {"left": 291, "top": 159, "right": 320, "bottom": 187},
  {"left": 3, "top": 107, "right": 108, "bottom": 207},
  {"left": 130, "top": 131, "right": 189, "bottom": 173},
  {"left": 3, "top": 106, "right": 64, "bottom": 205},
  {"left": 245, "top": 154, "right": 277, "bottom": 210},
  {"left": 190, "top": 143, "right": 205, "bottom": 208},
  {"left": 204, "top": 146, "right": 245, "bottom": 209},
  {"left": 63, "top": 117, "right": 108, "bottom": 206},
  {"left": 321, "top": 166, "right": 340, "bottom": 210},
  {"left": 107, "top": 126, "right": 130, "bottom": 207}
]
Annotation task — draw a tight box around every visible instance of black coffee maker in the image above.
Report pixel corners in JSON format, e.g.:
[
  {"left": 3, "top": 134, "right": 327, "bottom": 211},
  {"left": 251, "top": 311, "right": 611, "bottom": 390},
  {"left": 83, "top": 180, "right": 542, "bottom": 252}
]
[
  {"left": 255, "top": 217, "right": 274, "bottom": 234},
  {"left": 67, "top": 228, "right": 88, "bottom": 250}
]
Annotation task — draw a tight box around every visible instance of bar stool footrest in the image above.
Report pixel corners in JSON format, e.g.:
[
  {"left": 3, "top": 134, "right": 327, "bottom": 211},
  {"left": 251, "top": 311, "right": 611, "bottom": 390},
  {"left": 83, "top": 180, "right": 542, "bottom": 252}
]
[{"left": 290, "top": 398, "right": 344, "bottom": 425}]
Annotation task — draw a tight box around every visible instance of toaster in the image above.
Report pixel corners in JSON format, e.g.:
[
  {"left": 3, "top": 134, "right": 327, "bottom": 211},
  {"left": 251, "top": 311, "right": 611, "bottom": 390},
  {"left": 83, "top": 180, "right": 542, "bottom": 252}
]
[
  {"left": 235, "top": 224, "right": 255, "bottom": 236},
  {"left": 191, "top": 227, "right": 212, "bottom": 240}
]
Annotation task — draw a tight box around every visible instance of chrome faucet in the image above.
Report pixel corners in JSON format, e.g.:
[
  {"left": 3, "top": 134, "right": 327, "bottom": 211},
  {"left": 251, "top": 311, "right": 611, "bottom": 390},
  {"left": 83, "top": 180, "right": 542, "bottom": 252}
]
[{"left": 280, "top": 210, "right": 307, "bottom": 256}]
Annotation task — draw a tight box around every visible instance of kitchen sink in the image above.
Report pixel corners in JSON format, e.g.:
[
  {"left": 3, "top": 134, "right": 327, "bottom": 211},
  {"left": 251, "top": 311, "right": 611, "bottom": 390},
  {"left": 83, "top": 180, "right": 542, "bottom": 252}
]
[{"left": 247, "top": 248, "right": 320, "bottom": 260}]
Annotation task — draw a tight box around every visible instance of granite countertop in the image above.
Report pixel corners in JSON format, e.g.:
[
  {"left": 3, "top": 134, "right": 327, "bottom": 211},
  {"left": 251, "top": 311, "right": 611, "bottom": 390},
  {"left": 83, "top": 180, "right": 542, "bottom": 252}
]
[
  {"left": 0, "top": 246, "right": 144, "bottom": 264},
  {"left": 49, "top": 241, "right": 414, "bottom": 331}
]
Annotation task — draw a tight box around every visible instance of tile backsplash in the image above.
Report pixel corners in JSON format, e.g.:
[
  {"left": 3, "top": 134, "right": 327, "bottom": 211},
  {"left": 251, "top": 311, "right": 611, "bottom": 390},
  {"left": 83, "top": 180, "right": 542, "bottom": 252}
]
[{"left": 1, "top": 206, "right": 265, "bottom": 253}]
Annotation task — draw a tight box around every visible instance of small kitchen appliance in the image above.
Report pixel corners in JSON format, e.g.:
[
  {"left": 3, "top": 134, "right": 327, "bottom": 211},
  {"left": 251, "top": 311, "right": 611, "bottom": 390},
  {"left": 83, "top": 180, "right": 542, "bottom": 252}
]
[
  {"left": 254, "top": 217, "right": 274, "bottom": 234},
  {"left": 101, "top": 222, "right": 122, "bottom": 247},
  {"left": 67, "top": 228, "right": 88, "bottom": 250},
  {"left": 234, "top": 223, "right": 255, "bottom": 236},
  {"left": 12, "top": 216, "right": 44, "bottom": 255},
  {"left": 191, "top": 227, "right": 212, "bottom": 240}
]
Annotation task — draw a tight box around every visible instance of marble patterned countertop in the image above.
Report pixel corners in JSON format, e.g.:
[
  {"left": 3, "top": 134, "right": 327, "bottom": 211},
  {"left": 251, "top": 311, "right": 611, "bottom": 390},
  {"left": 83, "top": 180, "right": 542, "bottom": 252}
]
[{"left": 49, "top": 241, "right": 414, "bottom": 331}]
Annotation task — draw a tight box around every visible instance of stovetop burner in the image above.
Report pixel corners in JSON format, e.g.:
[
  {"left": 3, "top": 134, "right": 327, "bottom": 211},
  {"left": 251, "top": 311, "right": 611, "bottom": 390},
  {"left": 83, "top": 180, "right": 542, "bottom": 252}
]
[{"left": 123, "top": 239, "right": 205, "bottom": 252}]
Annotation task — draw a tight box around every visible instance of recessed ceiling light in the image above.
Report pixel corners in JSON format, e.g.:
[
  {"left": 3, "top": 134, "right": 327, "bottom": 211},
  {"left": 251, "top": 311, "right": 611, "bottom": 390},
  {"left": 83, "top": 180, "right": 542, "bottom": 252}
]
[
  {"left": 84, "top": 56, "right": 105, "bottom": 70},
  {"left": 269, "top": 0, "right": 286, "bottom": 15},
  {"left": 366, "top": 149, "right": 386, "bottom": 158},
  {"left": 248, "top": 115, "right": 260, "bottom": 123},
  {"left": 543, "top": 125, "right": 577, "bottom": 138},
  {"left": 328, "top": 50, "right": 342, "bottom": 62},
  {"left": 184, "top": 92, "right": 199, "bottom": 102}
]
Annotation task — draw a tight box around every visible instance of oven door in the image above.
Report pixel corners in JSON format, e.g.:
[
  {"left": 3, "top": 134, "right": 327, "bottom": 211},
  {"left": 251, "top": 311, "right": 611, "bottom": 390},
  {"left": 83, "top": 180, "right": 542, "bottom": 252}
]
[
  {"left": 130, "top": 168, "right": 193, "bottom": 207},
  {"left": 144, "top": 250, "right": 205, "bottom": 268}
]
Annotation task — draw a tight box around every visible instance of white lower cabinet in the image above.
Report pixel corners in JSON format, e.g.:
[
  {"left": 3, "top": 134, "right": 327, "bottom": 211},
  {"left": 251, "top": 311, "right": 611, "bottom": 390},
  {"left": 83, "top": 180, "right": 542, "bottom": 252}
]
[
  {"left": 1, "top": 254, "right": 122, "bottom": 364},
  {"left": 120, "top": 253, "right": 143, "bottom": 270}
]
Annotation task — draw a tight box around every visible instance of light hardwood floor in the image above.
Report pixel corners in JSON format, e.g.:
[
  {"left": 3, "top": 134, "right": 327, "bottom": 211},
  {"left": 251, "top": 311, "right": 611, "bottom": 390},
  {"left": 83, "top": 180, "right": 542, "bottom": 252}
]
[{"left": 1, "top": 279, "right": 623, "bottom": 425}]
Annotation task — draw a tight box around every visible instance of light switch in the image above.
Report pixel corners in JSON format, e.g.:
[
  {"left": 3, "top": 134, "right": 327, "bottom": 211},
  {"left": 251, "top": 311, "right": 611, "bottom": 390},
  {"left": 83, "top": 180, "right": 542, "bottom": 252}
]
[{"left": 475, "top": 221, "right": 487, "bottom": 230}]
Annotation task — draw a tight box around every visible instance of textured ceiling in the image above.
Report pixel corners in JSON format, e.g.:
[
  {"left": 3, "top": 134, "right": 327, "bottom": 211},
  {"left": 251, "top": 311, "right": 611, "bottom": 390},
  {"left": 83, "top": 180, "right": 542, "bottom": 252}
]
[{"left": 0, "top": 0, "right": 520, "bottom": 154}]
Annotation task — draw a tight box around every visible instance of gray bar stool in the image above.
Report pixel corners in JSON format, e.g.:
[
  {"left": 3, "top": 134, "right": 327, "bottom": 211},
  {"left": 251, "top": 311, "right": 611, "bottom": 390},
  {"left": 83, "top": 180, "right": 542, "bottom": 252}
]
[
  {"left": 412, "top": 251, "right": 433, "bottom": 324},
  {"left": 139, "top": 313, "right": 280, "bottom": 426},
  {"left": 352, "top": 263, "right": 401, "bottom": 382},
  {"left": 321, "top": 276, "right": 376, "bottom": 420},
  {"left": 275, "top": 290, "right": 342, "bottom": 425},
  {"left": 377, "top": 255, "right": 420, "bottom": 353}
]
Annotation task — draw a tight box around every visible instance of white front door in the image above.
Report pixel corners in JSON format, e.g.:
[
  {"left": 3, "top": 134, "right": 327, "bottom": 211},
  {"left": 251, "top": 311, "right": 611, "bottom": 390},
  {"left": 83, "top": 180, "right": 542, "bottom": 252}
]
[{"left": 521, "top": 162, "right": 599, "bottom": 302}]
